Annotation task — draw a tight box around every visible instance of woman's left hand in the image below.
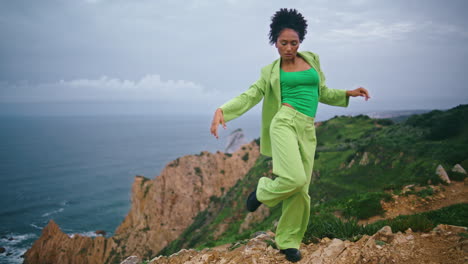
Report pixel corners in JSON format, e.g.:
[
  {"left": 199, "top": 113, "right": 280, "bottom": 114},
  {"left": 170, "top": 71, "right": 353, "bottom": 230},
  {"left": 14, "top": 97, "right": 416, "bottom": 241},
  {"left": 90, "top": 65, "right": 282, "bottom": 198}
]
[{"left": 346, "top": 87, "right": 370, "bottom": 101}]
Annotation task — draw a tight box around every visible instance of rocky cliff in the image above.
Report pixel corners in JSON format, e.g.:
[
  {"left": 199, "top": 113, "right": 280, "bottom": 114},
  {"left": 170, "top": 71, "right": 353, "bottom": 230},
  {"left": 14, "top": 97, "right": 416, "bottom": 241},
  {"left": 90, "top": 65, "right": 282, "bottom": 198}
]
[{"left": 23, "top": 141, "right": 260, "bottom": 264}]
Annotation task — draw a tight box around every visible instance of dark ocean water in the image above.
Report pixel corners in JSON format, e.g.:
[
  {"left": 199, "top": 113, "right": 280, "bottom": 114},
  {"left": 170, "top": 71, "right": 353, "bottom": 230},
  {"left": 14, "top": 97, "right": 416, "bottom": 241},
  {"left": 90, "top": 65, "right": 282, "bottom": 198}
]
[{"left": 0, "top": 114, "right": 260, "bottom": 264}]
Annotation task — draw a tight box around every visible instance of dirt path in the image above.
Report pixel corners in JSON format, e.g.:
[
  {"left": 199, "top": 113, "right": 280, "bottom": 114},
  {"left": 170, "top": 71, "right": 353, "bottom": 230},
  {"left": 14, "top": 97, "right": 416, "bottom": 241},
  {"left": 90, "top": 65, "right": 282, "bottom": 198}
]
[{"left": 359, "top": 179, "right": 468, "bottom": 225}]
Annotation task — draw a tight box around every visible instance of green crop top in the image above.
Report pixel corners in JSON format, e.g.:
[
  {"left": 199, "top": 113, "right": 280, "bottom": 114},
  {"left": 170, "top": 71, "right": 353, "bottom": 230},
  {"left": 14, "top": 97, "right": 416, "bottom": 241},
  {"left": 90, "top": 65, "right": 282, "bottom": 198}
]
[{"left": 280, "top": 67, "right": 319, "bottom": 117}]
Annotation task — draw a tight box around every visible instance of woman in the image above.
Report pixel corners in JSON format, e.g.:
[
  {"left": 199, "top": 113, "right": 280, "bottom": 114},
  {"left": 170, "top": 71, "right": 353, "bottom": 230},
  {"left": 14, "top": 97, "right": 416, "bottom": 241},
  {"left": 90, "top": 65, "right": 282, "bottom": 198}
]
[{"left": 210, "top": 8, "right": 370, "bottom": 262}]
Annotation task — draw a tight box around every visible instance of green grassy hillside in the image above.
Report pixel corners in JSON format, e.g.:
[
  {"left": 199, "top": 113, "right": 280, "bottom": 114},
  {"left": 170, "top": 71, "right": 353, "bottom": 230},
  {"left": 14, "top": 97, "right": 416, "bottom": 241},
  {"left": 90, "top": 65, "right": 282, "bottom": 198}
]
[{"left": 156, "top": 104, "right": 468, "bottom": 257}]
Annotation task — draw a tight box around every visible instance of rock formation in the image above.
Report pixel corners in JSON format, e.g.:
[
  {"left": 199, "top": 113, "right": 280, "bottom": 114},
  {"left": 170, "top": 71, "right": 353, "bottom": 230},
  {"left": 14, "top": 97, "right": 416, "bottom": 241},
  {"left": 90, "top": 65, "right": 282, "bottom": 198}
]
[
  {"left": 359, "top": 152, "right": 369, "bottom": 166},
  {"left": 24, "top": 141, "right": 260, "bottom": 264},
  {"left": 24, "top": 220, "right": 118, "bottom": 264},
  {"left": 436, "top": 164, "right": 451, "bottom": 184},
  {"left": 225, "top": 128, "right": 247, "bottom": 153},
  {"left": 452, "top": 164, "right": 467, "bottom": 174}
]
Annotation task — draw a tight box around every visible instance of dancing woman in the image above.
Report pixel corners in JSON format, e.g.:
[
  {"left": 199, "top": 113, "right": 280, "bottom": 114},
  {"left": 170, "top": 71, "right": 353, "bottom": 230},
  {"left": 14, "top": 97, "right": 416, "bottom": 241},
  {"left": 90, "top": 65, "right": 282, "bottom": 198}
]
[{"left": 210, "top": 8, "right": 370, "bottom": 262}]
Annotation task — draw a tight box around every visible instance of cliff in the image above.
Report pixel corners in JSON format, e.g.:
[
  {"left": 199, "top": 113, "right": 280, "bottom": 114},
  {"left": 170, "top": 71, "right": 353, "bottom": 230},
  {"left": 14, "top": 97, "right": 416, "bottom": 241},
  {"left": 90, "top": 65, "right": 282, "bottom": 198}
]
[{"left": 23, "top": 141, "right": 260, "bottom": 264}]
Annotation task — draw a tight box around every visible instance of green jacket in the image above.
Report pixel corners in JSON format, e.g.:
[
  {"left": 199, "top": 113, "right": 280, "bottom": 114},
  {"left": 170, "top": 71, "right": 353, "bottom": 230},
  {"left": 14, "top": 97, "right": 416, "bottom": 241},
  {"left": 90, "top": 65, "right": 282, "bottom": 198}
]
[{"left": 220, "top": 51, "right": 349, "bottom": 157}]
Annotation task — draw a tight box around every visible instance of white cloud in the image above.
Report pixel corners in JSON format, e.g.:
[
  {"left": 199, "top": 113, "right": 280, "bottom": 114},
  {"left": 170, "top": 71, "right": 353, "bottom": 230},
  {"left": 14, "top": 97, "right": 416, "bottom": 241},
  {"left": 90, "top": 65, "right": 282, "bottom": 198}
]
[
  {"left": 0, "top": 75, "right": 215, "bottom": 103},
  {"left": 424, "top": 21, "right": 468, "bottom": 38},
  {"left": 321, "top": 21, "right": 418, "bottom": 42}
]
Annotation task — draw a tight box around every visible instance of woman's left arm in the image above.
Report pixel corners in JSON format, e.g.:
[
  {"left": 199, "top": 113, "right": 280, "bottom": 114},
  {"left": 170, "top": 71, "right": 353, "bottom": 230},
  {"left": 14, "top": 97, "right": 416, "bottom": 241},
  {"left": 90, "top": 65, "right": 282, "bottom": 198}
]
[{"left": 346, "top": 87, "right": 370, "bottom": 100}]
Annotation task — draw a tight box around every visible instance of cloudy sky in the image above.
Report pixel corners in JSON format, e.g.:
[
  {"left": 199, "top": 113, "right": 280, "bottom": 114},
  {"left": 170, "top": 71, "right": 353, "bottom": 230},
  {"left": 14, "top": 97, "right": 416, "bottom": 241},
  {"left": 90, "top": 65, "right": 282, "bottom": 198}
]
[{"left": 0, "top": 0, "right": 467, "bottom": 117}]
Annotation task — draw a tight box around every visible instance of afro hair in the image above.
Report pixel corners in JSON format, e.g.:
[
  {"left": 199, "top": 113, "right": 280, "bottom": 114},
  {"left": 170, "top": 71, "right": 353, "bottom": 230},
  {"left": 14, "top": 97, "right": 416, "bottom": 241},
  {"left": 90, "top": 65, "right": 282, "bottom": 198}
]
[{"left": 269, "top": 8, "right": 308, "bottom": 45}]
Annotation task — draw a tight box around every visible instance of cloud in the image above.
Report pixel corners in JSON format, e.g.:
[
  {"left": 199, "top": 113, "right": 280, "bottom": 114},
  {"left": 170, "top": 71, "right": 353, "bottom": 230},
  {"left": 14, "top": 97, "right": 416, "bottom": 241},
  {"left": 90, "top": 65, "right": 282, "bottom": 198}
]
[
  {"left": 321, "top": 21, "right": 418, "bottom": 42},
  {"left": 424, "top": 21, "right": 468, "bottom": 38},
  {"left": 0, "top": 75, "right": 215, "bottom": 103}
]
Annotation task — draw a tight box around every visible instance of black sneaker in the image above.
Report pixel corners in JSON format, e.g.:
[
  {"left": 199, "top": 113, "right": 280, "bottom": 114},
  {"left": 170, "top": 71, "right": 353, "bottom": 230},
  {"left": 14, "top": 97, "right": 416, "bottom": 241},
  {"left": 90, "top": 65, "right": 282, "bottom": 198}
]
[
  {"left": 280, "top": 248, "right": 302, "bottom": 262},
  {"left": 246, "top": 190, "right": 262, "bottom": 212}
]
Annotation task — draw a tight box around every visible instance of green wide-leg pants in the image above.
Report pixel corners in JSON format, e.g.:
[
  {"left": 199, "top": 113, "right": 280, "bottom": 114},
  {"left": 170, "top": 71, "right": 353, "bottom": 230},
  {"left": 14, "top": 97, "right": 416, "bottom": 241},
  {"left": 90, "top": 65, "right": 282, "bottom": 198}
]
[{"left": 256, "top": 105, "right": 317, "bottom": 250}]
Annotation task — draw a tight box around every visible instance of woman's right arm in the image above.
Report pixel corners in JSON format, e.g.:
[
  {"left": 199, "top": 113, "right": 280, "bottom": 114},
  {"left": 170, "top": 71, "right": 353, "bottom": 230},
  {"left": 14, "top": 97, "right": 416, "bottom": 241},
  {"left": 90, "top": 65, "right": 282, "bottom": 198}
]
[
  {"left": 210, "top": 108, "right": 226, "bottom": 139},
  {"left": 210, "top": 77, "right": 266, "bottom": 138}
]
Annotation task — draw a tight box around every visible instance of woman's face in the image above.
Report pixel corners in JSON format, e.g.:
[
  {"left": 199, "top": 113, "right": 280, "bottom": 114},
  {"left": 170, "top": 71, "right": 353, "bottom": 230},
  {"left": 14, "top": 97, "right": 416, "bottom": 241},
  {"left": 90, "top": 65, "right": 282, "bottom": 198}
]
[{"left": 275, "top": 28, "right": 300, "bottom": 61}]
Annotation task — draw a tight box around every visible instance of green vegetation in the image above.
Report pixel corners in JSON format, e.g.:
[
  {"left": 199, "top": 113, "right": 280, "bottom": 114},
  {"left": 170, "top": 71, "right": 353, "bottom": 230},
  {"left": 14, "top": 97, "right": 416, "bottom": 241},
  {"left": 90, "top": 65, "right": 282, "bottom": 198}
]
[
  {"left": 151, "top": 105, "right": 468, "bottom": 259},
  {"left": 143, "top": 184, "right": 152, "bottom": 198},
  {"left": 138, "top": 176, "right": 150, "bottom": 187},
  {"left": 242, "top": 153, "right": 249, "bottom": 162},
  {"left": 341, "top": 192, "right": 393, "bottom": 219},
  {"left": 450, "top": 171, "right": 467, "bottom": 181},
  {"left": 403, "top": 186, "right": 435, "bottom": 198},
  {"left": 304, "top": 203, "right": 467, "bottom": 243}
]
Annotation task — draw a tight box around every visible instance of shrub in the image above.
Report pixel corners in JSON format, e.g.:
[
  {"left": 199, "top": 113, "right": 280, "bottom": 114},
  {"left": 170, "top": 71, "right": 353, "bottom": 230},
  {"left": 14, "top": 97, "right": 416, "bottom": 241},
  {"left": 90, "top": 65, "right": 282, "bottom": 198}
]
[
  {"left": 404, "top": 187, "right": 434, "bottom": 198},
  {"left": 342, "top": 192, "right": 392, "bottom": 220},
  {"left": 254, "top": 137, "right": 260, "bottom": 146},
  {"left": 242, "top": 153, "right": 249, "bottom": 162},
  {"left": 427, "top": 114, "right": 464, "bottom": 140},
  {"left": 450, "top": 171, "right": 467, "bottom": 181},
  {"left": 375, "top": 119, "right": 394, "bottom": 126}
]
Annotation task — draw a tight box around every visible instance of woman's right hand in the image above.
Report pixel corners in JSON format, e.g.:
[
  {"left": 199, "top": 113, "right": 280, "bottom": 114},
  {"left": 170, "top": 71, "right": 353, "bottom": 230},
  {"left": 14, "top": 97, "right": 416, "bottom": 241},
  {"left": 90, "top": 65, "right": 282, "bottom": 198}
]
[{"left": 210, "top": 108, "right": 226, "bottom": 139}]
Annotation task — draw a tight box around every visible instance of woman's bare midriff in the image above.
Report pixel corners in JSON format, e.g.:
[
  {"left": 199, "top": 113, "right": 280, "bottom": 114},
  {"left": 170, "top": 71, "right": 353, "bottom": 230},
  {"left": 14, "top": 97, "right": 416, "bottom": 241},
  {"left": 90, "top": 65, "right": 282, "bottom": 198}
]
[{"left": 282, "top": 103, "right": 295, "bottom": 109}]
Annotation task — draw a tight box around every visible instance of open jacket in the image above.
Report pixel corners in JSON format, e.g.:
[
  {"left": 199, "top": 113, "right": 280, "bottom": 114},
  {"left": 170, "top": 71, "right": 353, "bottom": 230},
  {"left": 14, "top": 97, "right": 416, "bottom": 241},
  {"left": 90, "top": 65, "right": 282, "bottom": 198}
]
[{"left": 219, "top": 51, "right": 349, "bottom": 157}]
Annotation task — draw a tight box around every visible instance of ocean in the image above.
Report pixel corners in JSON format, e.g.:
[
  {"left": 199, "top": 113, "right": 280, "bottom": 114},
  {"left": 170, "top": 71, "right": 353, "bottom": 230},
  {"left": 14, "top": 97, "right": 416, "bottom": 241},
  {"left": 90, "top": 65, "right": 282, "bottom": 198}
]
[{"left": 0, "top": 114, "right": 261, "bottom": 264}]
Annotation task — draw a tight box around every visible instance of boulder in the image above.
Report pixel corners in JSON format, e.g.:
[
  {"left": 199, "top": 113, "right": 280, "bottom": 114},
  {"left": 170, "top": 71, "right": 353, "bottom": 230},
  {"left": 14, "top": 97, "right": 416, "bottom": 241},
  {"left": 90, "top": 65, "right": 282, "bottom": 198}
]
[
  {"left": 432, "top": 224, "right": 467, "bottom": 235},
  {"left": 95, "top": 230, "right": 107, "bottom": 236},
  {"left": 323, "top": 238, "right": 345, "bottom": 259},
  {"left": 452, "top": 164, "right": 467, "bottom": 174},
  {"left": 359, "top": 152, "right": 370, "bottom": 165},
  {"left": 372, "top": 226, "right": 394, "bottom": 243},
  {"left": 436, "top": 165, "right": 451, "bottom": 184}
]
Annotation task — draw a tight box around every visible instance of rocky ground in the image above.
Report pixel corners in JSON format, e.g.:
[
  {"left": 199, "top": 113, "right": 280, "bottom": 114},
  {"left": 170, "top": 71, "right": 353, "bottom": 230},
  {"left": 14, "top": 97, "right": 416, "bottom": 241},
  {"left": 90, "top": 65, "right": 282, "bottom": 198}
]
[{"left": 120, "top": 224, "right": 467, "bottom": 264}]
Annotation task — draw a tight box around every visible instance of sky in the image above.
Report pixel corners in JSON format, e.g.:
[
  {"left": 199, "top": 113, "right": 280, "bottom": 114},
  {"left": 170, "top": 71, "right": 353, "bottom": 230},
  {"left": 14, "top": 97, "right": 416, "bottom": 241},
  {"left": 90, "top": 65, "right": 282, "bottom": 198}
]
[{"left": 0, "top": 0, "right": 467, "bottom": 118}]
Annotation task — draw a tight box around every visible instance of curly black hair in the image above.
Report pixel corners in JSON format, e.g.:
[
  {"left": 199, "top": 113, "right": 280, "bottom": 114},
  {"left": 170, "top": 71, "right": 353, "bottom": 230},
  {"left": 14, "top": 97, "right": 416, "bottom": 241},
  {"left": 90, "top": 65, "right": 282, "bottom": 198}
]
[{"left": 269, "top": 8, "right": 308, "bottom": 45}]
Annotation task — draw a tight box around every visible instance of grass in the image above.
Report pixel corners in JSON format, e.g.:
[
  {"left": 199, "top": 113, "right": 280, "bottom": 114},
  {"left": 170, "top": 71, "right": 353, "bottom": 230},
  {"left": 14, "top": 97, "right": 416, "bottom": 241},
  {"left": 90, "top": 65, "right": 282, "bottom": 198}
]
[
  {"left": 303, "top": 203, "right": 468, "bottom": 243},
  {"left": 340, "top": 192, "right": 393, "bottom": 220}
]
